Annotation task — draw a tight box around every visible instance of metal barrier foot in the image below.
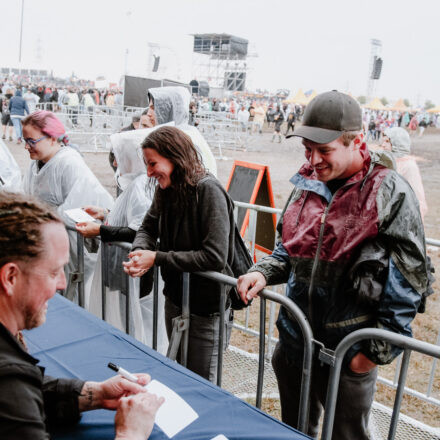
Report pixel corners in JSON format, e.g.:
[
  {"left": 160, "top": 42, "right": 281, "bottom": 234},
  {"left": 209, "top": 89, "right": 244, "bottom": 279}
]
[
  {"left": 65, "top": 271, "right": 83, "bottom": 302},
  {"left": 166, "top": 315, "right": 190, "bottom": 361}
]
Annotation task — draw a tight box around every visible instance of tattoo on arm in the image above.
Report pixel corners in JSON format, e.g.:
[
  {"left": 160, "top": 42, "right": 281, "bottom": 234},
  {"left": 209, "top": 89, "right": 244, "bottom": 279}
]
[
  {"left": 79, "top": 382, "right": 97, "bottom": 412},
  {"left": 85, "top": 383, "right": 93, "bottom": 408}
]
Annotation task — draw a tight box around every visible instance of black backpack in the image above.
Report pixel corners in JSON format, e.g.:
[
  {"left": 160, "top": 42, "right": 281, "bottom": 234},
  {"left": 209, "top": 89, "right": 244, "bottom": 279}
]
[{"left": 228, "top": 224, "right": 254, "bottom": 310}]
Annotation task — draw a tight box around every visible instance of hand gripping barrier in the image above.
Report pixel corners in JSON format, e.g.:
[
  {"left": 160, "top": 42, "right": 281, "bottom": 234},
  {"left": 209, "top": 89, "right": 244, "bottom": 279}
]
[{"left": 193, "top": 270, "right": 314, "bottom": 433}]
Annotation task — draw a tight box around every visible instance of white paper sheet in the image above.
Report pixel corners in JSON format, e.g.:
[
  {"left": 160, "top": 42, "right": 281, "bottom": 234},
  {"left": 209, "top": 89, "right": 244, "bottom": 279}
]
[
  {"left": 64, "top": 208, "right": 97, "bottom": 223},
  {"left": 211, "top": 435, "right": 229, "bottom": 440},
  {"left": 145, "top": 379, "right": 199, "bottom": 438}
]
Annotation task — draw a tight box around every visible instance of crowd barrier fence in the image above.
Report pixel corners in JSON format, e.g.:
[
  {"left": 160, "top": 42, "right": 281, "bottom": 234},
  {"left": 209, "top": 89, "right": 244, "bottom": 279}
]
[
  {"left": 320, "top": 329, "right": 440, "bottom": 440},
  {"left": 63, "top": 199, "right": 440, "bottom": 436},
  {"left": 34, "top": 104, "right": 144, "bottom": 151},
  {"left": 234, "top": 201, "right": 440, "bottom": 410},
  {"left": 196, "top": 112, "right": 260, "bottom": 156},
  {"left": 64, "top": 230, "right": 314, "bottom": 432},
  {"left": 35, "top": 103, "right": 143, "bottom": 117}
]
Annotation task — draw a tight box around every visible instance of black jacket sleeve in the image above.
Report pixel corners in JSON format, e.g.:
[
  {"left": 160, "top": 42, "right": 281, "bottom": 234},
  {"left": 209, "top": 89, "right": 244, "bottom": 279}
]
[
  {"left": 100, "top": 225, "right": 137, "bottom": 243},
  {"left": 0, "top": 367, "right": 83, "bottom": 440},
  {"left": 42, "top": 375, "right": 84, "bottom": 428},
  {"left": 131, "top": 190, "right": 161, "bottom": 252}
]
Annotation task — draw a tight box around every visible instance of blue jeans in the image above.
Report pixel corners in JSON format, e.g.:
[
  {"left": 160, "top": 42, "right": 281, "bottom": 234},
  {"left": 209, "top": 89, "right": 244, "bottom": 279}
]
[{"left": 11, "top": 117, "right": 22, "bottom": 140}]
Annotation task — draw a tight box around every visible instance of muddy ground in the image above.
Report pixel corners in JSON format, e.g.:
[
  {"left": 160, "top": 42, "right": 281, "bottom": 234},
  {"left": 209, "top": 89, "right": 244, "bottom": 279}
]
[{"left": 6, "top": 125, "right": 440, "bottom": 427}]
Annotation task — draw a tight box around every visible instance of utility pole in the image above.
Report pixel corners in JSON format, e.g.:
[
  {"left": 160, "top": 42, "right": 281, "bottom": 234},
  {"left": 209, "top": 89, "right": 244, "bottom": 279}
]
[{"left": 18, "top": 0, "right": 25, "bottom": 63}]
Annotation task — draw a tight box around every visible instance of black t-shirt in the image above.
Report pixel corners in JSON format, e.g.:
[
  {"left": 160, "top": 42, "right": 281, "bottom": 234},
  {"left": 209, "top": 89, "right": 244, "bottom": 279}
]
[{"left": 326, "top": 178, "right": 348, "bottom": 195}]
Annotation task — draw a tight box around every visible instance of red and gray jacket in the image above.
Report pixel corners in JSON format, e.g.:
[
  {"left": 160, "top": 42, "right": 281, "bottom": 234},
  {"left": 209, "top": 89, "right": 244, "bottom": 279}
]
[{"left": 251, "top": 144, "right": 428, "bottom": 365}]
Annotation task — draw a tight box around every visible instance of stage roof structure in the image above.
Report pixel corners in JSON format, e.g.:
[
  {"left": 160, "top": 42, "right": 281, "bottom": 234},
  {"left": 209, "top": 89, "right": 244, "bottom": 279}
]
[
  {"left": 191, "top": 33, "right": 254, "bottom": 92},
  {"left": 192, "top": 33, "right": 248, "bottom": 60}
]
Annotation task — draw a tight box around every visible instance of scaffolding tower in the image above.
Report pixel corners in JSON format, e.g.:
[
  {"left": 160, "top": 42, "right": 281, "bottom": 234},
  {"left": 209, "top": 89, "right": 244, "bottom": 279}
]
[{"left": 191, "top": 33, "right": 253, "bottom": 92}]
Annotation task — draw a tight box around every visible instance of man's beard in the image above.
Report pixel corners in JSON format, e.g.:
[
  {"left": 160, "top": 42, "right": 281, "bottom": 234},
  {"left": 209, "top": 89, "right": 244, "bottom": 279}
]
[{"left": 23, "top": 304, "right": 47, "bottom": 330}]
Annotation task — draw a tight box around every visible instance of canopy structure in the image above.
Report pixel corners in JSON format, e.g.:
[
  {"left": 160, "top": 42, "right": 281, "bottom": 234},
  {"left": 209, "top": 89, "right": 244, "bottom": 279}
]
[
  {"left": 284, "top": 88, "right": 309, "bottom": 105},
  {"left": 364, "top": 97, "right": 386, "bottom": 110},
  {"left": 390, "top": 98, "right": 409, "bottom": 112},
  {"left": 427, "top": 105, "right": 440, "bottom": 114}
]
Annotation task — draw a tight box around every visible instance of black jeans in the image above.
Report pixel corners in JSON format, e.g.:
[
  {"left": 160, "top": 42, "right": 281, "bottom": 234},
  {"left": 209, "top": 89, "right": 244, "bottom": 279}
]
[
  {"left": 272, "top": 342, "right": 377, "bottom": 439},
  {"left": 165, "top": 297, "right": 232, "bottom": 384}
]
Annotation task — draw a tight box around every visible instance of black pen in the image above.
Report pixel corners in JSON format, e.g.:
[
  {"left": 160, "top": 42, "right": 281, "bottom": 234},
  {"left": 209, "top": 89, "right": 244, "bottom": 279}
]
[{"left": 108, "top": 362, "right": 139, "bottom": 383}]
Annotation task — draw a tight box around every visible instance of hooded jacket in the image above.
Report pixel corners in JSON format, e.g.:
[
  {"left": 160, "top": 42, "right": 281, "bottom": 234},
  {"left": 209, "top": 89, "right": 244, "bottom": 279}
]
[
  {"left": 384, "top": 127, "right": 427, "bottom": 220},
  {"left": 9, "top": 90, "right": 30, "bottom": 117},
  {"left": 148, "top": 87, "right": 217, "bottom": 176},
  {"left": 251, "top": 143, "right": 428, "bottom": 365}
]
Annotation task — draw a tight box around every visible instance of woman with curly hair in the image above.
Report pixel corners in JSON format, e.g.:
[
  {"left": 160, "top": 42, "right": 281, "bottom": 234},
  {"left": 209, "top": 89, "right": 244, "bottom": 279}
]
[{"left": 123, "top": 126, "right": 236, "bottom": 383}]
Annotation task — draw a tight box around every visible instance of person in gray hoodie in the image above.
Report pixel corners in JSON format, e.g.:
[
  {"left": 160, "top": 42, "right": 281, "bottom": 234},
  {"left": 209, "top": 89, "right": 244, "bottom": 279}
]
[{"left": 9, "top": 90, "right": 30, "bottom": 144}]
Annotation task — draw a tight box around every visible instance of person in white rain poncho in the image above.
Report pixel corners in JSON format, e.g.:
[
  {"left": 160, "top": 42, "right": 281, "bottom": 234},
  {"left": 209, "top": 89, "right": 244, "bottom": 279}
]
[
  {"left": 381, "top": 126, "right": 428, "bottom": 222},
  {"left": 21, "top": 110, "right": 114, "bottom": 299},
  {"left": 0, "top": 139, "right": 22, "bottom": 191},
  {"left": 75, "top": 126, "right": 168, "bottom": 353},
  {"left": 144, "top": 86, "right": 218, "bottom": 176}
]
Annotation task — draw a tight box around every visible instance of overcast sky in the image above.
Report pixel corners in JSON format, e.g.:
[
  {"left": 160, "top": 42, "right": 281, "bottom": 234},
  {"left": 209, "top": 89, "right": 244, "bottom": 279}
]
[{"left": 2, "top": 0, "right": 439, "bottom": 105}]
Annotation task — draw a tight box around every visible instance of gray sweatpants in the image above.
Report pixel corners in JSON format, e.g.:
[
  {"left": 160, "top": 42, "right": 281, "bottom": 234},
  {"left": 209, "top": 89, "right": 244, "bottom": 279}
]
[
  {"left": 165, "top": 297, "right": 232, "bottom": 384},
  {"left": 272, "top": 342, "right": 377, "bottom": 439}
]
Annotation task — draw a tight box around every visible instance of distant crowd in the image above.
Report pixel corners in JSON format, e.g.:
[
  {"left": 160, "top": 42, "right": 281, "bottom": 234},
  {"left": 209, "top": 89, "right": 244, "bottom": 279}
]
[{"left": 1, "top": 77, "right": 440, "bottom": 145}]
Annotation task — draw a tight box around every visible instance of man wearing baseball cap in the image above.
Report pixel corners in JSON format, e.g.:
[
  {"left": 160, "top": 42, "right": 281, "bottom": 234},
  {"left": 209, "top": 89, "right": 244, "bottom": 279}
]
[{"left": 238, "top": 91, "right": 428, "bottom": 438}]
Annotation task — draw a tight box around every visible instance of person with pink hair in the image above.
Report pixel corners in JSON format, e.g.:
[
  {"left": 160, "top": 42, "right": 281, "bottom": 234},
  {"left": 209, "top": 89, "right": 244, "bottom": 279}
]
[{"left": 22, "top": 110, "right": 114, "bottom": 301}]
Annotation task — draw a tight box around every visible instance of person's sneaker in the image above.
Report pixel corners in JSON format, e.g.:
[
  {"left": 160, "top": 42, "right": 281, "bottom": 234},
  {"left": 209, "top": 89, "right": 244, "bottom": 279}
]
[
  {"left": 17, "top": 138, "right": 22, "bottom": 144},
  {"left": 1, "top": 135, "right": 5, "bottom": 139},
  {"left": 9, "top": 136, "right": 13, "bottom": 142}
]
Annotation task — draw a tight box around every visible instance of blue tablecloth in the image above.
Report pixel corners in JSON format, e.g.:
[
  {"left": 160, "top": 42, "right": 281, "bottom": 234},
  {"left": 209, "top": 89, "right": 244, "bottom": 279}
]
[{"left": 25, "top": 294, "right": 310, "bottom": 440}]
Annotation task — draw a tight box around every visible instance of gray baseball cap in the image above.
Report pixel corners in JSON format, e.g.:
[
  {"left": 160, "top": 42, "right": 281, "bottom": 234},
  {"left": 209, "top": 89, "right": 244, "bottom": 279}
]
[{"left": 290, "top": 90, "right": 362, "bottom": 144}]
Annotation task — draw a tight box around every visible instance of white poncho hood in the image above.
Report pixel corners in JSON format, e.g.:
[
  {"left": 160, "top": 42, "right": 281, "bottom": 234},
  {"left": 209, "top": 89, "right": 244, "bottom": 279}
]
[{"left": 148, "top": 87, "right": 217, "bottom": 176}]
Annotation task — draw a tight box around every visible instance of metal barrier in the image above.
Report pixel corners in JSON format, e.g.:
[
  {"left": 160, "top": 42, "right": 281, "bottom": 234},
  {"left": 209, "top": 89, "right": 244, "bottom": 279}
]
[
  {"left": 234, "top": 201, "right": 440, "bottom": 410},
  {"left": 36, "top": 103, "right": 144, "bottom": 117},
  {"left": 99, "top": 240, "right": 159, "bottom": 348},
  {"left": 197, "top": 118, "right": 259, "bottom": 156},
  {"left": 193, "top": 270, "right": 314, "bottom": 432},
  {"left": 34, "top": 104, "right": 144, "bottom": 151},
  {"left": 64, "top": 213, "right": 440, "bottom": 434},
  {"left": 320, "top": 329, "right": 440, "bottom": 440},
  {"left": 64, "top": 229, "right": 313, "bottom": 432},
  {"left": 64, "top": 226, "right": 85, "bottom": 308}
]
